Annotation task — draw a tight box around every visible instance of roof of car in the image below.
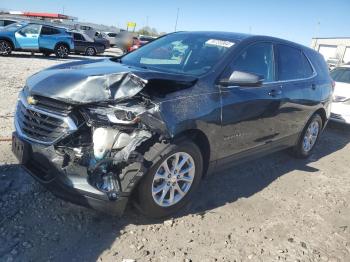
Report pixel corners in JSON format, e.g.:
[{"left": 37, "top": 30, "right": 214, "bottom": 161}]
[
  {"left": 175, "top": 31, "right": 313, "bottom": 51},
  {"left": 174, "top": 31, "right": 252, "bottom": 41}
]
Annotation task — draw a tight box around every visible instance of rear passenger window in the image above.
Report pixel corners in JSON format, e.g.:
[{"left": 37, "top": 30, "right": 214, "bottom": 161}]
[
  {"left": 41, "top": 26, "right": 60, "bottom": 35},
  {"left": 232, "top": 42, "right": 274, "bottom": 82},
  {"left": 277, "top": 45, "right": 314, "bottom": 80}
]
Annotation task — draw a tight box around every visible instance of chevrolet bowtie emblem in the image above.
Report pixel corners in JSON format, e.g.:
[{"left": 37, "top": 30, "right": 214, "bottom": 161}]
[{"left": 27, "top": 96, "right": 37, "bottom": 105}]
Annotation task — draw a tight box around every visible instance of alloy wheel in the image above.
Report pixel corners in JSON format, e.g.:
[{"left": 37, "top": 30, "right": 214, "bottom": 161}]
[
  {"left": 0, "top": 41, "right": 11, "bottom": 55},
  {"left": 57, "top": 45, "right": 68, "bottom": 58},
  {"left": 86, "top": 47, "right": 95, "bottom": 56},
  {"left": 303, "top": 120, "right": 320, "bottom": 152},
  {"left": 151, "top": 152, "right": 195, "bottom": 207}
]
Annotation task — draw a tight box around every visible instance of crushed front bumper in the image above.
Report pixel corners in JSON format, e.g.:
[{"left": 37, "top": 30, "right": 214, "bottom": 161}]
[{"left": 12, "top": 132, "right": 129, "bottom": 216}]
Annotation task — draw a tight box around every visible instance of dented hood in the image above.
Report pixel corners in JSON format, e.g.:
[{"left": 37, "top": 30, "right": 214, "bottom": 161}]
[{"left": 26, "top": 58, "right": 197, "bottom": 104}]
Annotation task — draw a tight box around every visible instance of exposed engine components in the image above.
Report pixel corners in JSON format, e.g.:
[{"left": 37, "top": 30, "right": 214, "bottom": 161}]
[
  {"left": 92, "top": 127, "right": 120, "bottom": 160},
  {"left": 88, "top": 127, "right": 153, "bottom": 197}
]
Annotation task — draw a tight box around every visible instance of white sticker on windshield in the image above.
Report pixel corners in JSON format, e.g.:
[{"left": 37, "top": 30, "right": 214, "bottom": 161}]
[{"left": 206, "top": 39, "right": 235, "bottom": 48}]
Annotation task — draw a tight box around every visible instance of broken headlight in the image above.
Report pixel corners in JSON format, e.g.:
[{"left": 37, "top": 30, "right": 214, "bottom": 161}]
[{"left": 82, "top": 106, "right": 140, "bottom": 126}]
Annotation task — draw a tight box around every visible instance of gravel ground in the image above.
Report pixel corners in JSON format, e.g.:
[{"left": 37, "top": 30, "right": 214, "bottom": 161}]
[{"left": 0, "top": 51, "right": 349, "bottom": 262}]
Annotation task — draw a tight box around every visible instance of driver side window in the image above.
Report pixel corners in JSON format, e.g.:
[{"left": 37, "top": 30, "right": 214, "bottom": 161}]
[
  {"left": 19, "top": 24, "right": 41, "bottom": 35},
  {"left": 232, "top": 42, "right": 274, "bottom": 82}
]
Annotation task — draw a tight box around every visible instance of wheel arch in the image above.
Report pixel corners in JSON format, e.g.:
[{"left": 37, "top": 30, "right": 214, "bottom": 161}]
[
  {"left": 85, "top": 46, "right": 97, "bottom": 54},
  {"left": 54, "top": 42, "right": 70, "bottom": 51},
  {"left": 0, "top": 37, "right": 15, "bottom": 49},
  {"left": 173, "top": 128, "right": 211, "bottom": 177},
  {"left": 314, "top": 107, "right": 327, "bottom": 129}
]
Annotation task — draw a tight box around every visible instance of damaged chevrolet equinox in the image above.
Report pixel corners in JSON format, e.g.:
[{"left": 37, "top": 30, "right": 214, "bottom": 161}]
[{"left": 12, "top": 32, "right": 333, "bottom": 218}]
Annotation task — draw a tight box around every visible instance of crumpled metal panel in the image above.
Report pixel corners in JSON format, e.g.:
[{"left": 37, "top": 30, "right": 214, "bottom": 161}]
[{"left": 25, "top": 58, "right": 197, "bottom": 104}]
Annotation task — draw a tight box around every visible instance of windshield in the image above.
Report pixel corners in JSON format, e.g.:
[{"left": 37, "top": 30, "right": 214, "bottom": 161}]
[
  {"left": 120, "top": 32, "right": 235, "bottom": 76},
  {"left": 331, "top": 68, "right": 350, "bottom": 84}
]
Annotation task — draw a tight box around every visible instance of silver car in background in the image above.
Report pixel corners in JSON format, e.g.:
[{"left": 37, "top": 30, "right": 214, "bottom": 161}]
[{"left": 330, "top": 65, "right": 350, "bottom": 124}]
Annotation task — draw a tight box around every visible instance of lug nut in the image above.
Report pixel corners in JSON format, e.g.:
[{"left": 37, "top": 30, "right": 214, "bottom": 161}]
[{"left": 168, "top": 174, "right": 171, "bottom": 178}]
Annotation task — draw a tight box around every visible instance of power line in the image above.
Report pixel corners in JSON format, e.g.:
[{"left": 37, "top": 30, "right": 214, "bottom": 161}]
[{"left": 174, "top": 8, "right": 179, "bottom": 32}]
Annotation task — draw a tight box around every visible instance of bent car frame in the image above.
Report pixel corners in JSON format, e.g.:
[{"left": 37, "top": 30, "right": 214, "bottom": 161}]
[{"left": 12, "top": 31, "right": 333, "bottom": 218}]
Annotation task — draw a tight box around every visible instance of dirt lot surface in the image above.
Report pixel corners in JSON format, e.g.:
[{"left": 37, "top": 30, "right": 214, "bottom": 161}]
[{"left": 0, "top": 51, "right": 349, "bottom": 262}]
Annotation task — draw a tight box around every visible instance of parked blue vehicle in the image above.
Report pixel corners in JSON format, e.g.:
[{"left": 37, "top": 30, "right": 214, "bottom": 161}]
[{"left": 0, "top": 22, "right": 74, "bottom": 58}]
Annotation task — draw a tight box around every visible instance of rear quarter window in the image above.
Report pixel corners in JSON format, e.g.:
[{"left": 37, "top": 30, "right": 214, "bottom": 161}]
[{"left": 277, "top": 44, "right": 314, "bottom": 80}]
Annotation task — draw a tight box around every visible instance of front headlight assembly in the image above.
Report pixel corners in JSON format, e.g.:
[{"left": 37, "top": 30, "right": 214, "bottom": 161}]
[{"left": 81, "top": 106, "right": 141, "bottom": 126}]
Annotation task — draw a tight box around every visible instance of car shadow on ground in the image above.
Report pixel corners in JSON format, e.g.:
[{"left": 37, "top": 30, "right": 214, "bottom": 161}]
[{"left": 0, "top": 122, "right": 349, "bottom": 261}]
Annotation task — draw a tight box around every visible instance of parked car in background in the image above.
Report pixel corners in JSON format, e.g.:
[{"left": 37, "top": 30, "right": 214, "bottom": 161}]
[
  {"left": 70, "top": 31, "right": 105, "bottom": 56},
  {"left": 101, "top": 31, "right": 118, "bottom": 47},
  {"left": 128, "top": 35, "right": 157, "bottom": 52},
  {"left": 94, "top": 33, "right": 110, "bottom": 49},
  {"left": 0, "top": 19, "right": 18, "bottom": 27},
  {"left": 128, "top": 36, "right": 141, "bottom": 52},
  {"left": 12, "top": 32, "right": 332, "bottom": 218},
  {"left": 0, "top": 22, "right": 74, "bottom": 58},
  {"left": 330, "top": 65, "right": 350, "bottom": 124},
  {"left": 139, "top": 35, "right": 157, "bottom": 45},
  {"left": 327, "top": 57, "right": 343, "bottom": 70}
]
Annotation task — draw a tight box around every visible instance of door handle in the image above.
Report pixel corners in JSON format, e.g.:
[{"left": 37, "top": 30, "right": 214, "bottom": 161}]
[{"left": 268, "top": 89, "right": 282, "bottom": 97}]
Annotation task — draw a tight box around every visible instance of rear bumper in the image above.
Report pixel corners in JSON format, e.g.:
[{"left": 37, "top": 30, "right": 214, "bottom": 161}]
[{"left": 12, "top": 132, "right": 129, "bottom": 216}]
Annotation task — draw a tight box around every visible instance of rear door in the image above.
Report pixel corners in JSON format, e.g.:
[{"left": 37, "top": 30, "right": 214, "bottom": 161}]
[
  {"left": 275, "top": 44, "right": 318, "bottom": 137},
  {"left": 39, "top": 26, "right": 61, "bottom": 50},
  {"left": 219, "top": 42, "right": 285, "bottom": 159},
  {"left": 15, "top": 24, "right": 41, "bottom": 50}
]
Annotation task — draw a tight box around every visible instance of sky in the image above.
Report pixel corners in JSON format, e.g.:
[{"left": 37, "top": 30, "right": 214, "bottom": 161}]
[{"left": 1, "top": 0, "right": 349, "bottom": 46}]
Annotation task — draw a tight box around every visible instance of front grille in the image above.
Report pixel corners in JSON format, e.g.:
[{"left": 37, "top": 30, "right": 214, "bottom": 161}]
[
  {"left": 15, "top": 98, "right": 77, "bottom": 145},
  {"left": 33, "top": 95, "right": 73, "bottom": 115}
]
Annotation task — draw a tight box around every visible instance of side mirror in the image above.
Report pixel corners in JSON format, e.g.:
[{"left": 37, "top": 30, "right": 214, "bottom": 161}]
[
  {"left": 18, "top": 30, "right": 26, "bottom": 36},
  {"left": 219, "top": 71, "right": 264, "bottom": 87}
]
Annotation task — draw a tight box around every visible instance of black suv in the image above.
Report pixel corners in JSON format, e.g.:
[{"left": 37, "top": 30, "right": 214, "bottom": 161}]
[{"left": 12, "top": 32, "right": 333, "bottom": 218}]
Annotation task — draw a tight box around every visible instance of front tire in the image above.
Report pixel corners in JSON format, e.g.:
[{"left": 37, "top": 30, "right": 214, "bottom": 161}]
[
  {"left": 0, "top": 40, "right": 12, "bottom": 55},
  {"left": 137, "top": 140, "right": 203, "bottom": 218},
  {"left": 292, "top": 114, "right": 322, "bottom": 158},
  {"left": 55, "top": 44, "right": 69, "bottom": 58}
]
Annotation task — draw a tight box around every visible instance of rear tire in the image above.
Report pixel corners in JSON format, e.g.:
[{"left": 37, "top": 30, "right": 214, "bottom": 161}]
[
  {"left": 136, "top": 140, "right": 203, "bottom": 218},
  {"left": 85, "top": 47, "right": 96, "bottom": 56},
  {"left": 0, "top": 40, "right": 12, "bottom": 55},
  {"left": 292, "top": 114, "right": 322, "bottom": 158},
  {"left": 55, "top": 44, "right": 69, "bottom": 58}
]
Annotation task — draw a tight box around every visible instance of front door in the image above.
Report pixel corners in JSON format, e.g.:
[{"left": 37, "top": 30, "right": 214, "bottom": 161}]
[
  {"left": 218, "top": 42, "right": 284, "bottom": 159},
  {"left": 15, "top": 24, "right": 41, "bottom": 50}
]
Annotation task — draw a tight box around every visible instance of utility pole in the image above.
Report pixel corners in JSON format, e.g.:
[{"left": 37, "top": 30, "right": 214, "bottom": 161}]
[
  {"left": 62, "top": 6, "right": 65, "bottom": 14},
  {"left": 174, "top": 8, "right": 179, "bottom": 32}
]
